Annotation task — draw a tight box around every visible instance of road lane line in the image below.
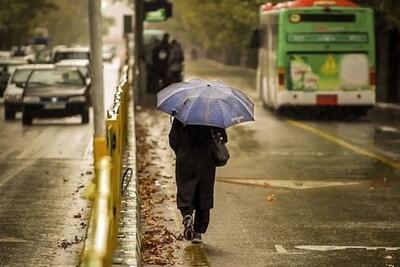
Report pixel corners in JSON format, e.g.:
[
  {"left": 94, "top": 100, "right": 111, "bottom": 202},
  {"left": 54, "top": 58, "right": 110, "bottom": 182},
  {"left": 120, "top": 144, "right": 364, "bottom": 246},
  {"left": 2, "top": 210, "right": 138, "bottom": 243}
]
[
  {"left": 275, "top": 245, "right": 288, "bottom": 253},
  {"left": 0, "top": 160, "right": 35, "bottom": 187},
  {"left": 295, "top": 245, "right": 400, "bottom": 251},
  {"left": 287, "top": 120, "right": 400, "bottom": 170},
  {"left": 217, "top": 177, "right": 361, "bottom": 190}
]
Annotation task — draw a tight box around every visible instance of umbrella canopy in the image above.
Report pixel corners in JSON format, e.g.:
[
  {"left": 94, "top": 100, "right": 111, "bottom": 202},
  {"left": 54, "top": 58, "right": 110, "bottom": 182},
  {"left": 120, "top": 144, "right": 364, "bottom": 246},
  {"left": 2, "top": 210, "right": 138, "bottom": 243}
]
[{"left": 156, "top": 78, "right": 255, "bottom": 128}]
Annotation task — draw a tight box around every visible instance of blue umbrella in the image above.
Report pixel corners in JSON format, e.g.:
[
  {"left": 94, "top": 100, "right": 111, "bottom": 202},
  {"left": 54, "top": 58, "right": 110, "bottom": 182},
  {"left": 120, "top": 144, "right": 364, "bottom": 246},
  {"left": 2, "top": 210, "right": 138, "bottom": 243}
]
[{"left": 156, "top": 78, "right": 255, "bottom": 128}]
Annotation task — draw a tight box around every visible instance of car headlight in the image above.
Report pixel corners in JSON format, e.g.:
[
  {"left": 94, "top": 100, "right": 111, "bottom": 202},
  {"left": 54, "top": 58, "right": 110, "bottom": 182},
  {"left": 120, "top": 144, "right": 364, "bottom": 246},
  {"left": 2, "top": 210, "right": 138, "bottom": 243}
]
[
  {"left": 23, "top": 96, "right": 40, "bottom": 103},
  {"left": 69, "top": 96, "right": 86, "bottom": 102},
  {"left": 4, "top": 93, "right": 21, "bottom": 101}
]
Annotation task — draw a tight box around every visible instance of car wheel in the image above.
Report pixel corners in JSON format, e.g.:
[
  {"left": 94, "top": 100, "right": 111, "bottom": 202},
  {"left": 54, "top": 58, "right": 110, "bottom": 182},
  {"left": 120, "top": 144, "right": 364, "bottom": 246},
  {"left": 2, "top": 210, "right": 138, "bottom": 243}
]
[
  {"left": 81, "top": 109, "right": 89, "bottom": 124},
  {"left": 4, "top": 107, "right": 15, "bottom": 120},
  {"left": 22, "top": 112, "right": 33, "bottom": 125}
]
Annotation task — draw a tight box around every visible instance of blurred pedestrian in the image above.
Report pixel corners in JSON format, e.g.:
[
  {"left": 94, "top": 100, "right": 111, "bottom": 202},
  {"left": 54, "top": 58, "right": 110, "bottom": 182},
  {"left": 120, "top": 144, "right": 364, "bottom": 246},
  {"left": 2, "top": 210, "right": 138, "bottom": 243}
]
[
  {"left": 154, "top": 33, "right": 171, "bottom": 89},
  {"left": 190, "top": 48, "right": 198, "bottom": 60},
  {"left": 146, "top": 37, "right": 161, "bottom": 94},
  {"left": 167, "top": 39, "right": 184, "bottom": 84},
  {"left": 168, "top": 117, "right": 228, "bottom": 243}
]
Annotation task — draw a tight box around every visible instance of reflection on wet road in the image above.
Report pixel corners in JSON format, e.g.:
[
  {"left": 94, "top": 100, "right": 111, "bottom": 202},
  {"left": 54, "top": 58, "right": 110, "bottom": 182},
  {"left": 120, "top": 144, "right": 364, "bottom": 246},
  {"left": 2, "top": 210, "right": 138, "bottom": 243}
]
[
  {"left": 181, "top": 59, "right": 400, "bottom": 266},
  {"left": 183, "top": 245, "right": 211, "bottom": 266}
]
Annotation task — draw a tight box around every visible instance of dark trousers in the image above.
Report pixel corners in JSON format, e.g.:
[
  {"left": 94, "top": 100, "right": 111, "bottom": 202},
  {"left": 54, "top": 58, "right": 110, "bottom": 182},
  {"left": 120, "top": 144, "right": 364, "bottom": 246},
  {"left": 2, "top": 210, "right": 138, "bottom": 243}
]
[{"left": 180, "top": 208, "right": 210, "bottom": 234}]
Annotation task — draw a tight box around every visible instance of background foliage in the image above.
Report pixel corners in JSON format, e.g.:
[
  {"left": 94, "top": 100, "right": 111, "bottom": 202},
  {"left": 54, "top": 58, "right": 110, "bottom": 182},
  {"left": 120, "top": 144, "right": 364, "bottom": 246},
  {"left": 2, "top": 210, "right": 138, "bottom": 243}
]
[
  {"left": 155, "top": 0, "right": 400, "bottom": 65},
  {"left": 0, "top": 0, "right": 114, "bottom": 49}
]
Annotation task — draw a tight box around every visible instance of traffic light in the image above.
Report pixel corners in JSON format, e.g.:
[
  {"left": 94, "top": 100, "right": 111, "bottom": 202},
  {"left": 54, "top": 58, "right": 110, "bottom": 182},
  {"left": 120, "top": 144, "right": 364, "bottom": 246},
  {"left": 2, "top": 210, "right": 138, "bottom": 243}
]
[{"left": 143, "top": 0, "right": 173, "bottom": 22}]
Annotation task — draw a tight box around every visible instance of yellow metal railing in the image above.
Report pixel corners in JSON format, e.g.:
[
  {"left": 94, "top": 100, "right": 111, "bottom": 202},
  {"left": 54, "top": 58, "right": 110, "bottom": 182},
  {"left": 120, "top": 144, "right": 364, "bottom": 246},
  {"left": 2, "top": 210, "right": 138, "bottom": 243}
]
[{"left": 81, "top": 66, "right": 130, "bottom": 266}]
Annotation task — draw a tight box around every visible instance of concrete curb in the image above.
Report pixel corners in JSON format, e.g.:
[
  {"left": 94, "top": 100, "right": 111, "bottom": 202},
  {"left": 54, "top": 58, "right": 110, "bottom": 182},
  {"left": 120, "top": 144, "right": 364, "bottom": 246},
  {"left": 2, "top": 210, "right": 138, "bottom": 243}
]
[{"left": 112, "top": 101, "right": 141, "bottom": 266}]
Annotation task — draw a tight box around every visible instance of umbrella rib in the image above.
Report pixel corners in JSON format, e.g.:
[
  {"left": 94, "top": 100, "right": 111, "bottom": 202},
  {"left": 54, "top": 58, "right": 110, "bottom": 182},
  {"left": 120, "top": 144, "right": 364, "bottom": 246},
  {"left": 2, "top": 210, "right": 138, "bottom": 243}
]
[
  {"left": 180, "top": 96, "right": 198, "bottom": 125},
  {"left": 157, "top": 83, "right": 202, "bottom": 108},
  {"left": 229, "top": 92, "right": 255, "bottom": 121}
]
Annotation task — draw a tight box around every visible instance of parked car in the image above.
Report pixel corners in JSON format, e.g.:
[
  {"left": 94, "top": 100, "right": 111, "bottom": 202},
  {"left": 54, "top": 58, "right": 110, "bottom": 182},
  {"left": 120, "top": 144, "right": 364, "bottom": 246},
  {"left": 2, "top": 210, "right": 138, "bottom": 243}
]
[
  {"left": 11, "top": 46, "right": 35, "bottom": 63},
  {"left": 52, "top": 46, "right": 90, "bottom": 63},
  {"left": 0, "top": 58, "right": 28, "bottom": 97},
  {"left": 22, "top": 67, "right": 90, "bottom": 125},
  {"left": 4, "top": 64, "right": 53, "bottom": 120}
]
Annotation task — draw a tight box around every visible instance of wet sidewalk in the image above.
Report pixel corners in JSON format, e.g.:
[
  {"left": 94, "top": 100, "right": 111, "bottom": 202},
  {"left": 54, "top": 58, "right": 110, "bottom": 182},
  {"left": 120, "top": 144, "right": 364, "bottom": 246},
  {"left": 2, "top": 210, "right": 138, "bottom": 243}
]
[
  {"left": 116, "top": 58, "right": 400, "bottom": 267},
  {"left": 133, "top": 107, "right": 212, "bottom": 266}
]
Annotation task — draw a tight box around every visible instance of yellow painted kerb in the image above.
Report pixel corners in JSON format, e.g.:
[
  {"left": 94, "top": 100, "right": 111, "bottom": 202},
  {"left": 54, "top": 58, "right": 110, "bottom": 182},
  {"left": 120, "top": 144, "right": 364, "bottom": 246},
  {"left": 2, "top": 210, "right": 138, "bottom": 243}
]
[{"left": 287, "top": 120, "right": 400, "bottom": 170}]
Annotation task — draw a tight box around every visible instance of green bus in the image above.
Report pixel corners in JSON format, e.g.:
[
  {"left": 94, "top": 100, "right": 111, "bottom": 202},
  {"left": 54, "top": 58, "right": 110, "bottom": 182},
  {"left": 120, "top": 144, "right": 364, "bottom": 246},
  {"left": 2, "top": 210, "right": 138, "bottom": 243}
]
[{"left": 255, "top": 0, "right": 375, "bottom": 114}]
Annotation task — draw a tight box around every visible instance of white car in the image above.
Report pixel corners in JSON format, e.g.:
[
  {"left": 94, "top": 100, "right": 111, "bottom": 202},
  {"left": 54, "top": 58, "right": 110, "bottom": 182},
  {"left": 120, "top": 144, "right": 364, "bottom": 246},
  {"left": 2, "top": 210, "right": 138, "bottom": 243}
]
[
  {"left": 52, "top": 46, "right": 90, "bottom": 63},
  {"left": 55, "top": 59, "right": 91, "bottom": 85},
  {"left": 0, "top": 58, "right": 27, "bottom": 98},
  {"left": 55, "top": 59, "right": 91, "bottom": 105},
  {"left": 3, "top": 64, "right": 53, "bottom": 120}
]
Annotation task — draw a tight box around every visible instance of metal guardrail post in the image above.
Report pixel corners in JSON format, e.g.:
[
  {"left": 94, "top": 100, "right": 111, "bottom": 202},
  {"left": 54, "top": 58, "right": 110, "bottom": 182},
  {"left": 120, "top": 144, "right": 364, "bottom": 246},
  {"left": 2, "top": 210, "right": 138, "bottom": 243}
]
[{"left": 81, "top": 157, "right": 113, "bottom": 266}]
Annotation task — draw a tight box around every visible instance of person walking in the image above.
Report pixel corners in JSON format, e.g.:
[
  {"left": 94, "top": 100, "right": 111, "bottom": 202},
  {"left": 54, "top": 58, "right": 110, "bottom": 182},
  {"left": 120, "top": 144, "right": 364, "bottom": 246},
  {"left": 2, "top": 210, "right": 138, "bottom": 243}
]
[
  {"left": 167, "top": 39, "right": 184, "bottom": 84},
  {"left": 168, "top": 118, "right": 228, "bottom": 243},
  {"left": 154, "top": 33, "right": 171, "bottom": 89},
  {"left": 146, "top": 37, "right": 161, "bottom": 94}
]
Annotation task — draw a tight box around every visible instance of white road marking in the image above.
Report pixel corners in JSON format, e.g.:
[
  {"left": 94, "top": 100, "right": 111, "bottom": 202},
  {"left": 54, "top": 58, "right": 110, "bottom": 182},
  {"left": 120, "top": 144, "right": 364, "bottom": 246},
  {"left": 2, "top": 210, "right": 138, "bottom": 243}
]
[
  {"left": 295, "top": 245, "right": 400, "bottom": 251},
  {"left": 217, "top": 178, "right": 361, "bottom": 190},
  {"left": 268, "top": 151, "right": 326, "bottom": 156},
  {"left": 0, "top": 160, "right": 35, "bottom": 187},
  {"left": 275, "top": 245, "right": 288, "bottom": 253},
  {"left": 377, "top": 126, "right": 399, "bottom": 133}
]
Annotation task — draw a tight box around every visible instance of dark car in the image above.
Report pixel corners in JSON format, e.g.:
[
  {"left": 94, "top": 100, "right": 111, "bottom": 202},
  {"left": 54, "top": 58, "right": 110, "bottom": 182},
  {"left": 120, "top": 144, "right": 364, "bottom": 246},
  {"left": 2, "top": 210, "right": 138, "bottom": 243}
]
[{"left": 22, "top": 68, "right": 90, "bottom": 125}]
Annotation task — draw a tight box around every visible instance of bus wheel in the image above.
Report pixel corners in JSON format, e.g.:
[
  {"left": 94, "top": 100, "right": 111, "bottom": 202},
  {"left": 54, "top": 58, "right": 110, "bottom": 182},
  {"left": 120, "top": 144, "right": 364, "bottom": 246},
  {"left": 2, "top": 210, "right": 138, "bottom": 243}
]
[{"left": 275, "top": 106, "right": 288, "bottom": 117}]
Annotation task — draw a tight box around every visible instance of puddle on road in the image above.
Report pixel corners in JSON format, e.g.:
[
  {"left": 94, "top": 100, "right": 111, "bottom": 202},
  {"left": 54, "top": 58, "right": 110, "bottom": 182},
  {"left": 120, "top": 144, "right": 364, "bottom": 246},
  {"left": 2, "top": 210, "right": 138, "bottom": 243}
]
[{"left": 182, "top": 245, "right": 211, "bottom": 267}]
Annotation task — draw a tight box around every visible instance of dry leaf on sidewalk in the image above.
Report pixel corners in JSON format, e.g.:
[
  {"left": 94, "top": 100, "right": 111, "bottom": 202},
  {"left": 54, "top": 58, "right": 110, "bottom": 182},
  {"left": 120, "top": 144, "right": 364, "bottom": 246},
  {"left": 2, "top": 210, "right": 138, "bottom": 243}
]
[{"left": 267, "top": 194, "right": 276, "bottom": 202}]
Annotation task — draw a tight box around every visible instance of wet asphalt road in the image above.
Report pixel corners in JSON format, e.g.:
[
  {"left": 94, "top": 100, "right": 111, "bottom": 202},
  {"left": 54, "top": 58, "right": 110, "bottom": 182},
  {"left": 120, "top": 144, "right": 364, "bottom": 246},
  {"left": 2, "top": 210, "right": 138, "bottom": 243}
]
[
  {"left": 169, "top": 59, "right": 400, "bottom": 266},
  {"left": 0, "top": 60, "right": 120, "bottom": 266}
]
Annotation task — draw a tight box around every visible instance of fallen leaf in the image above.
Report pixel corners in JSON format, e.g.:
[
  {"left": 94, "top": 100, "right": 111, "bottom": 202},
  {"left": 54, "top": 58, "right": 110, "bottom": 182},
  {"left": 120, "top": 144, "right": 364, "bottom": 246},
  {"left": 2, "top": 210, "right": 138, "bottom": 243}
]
[{"left": 267, "top": 194, "right": 276, "bottom": 202}]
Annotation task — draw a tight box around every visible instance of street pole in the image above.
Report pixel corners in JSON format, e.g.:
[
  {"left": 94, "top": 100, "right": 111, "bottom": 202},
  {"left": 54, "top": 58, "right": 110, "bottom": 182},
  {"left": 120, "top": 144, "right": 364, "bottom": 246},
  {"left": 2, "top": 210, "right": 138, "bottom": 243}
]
[
  {"left": 88, "top": 0, "right": 107, "bottom": 161},
  {"left": 134, "top": 0, "right": 144, "bottom": 105}
]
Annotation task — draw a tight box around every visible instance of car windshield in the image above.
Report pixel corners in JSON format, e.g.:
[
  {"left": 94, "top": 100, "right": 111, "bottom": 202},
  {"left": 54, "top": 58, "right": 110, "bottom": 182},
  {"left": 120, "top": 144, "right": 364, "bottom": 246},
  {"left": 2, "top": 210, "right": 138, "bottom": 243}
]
[
  {"left": 78, "top": 67, "right": 89, "bottom": 78},
  {"left": 0, "top": 64, "right": 18, "bottom": 74},
  {"left": 11, "top": 69, "right": 31, "bottom": 83},
  {"left": 54, "top": 52, "right": 89, "bottom": 62},
  {"left": 27, "top": 69, "right": 84, "bottom": 88}
]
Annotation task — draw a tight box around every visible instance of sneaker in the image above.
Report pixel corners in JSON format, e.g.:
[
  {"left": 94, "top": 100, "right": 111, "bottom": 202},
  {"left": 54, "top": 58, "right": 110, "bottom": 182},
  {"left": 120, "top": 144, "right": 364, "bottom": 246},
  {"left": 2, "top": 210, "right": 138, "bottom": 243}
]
[
  {"left": 191, "top": 232, "right": 202, "bottom": 244},
  {"left": 182, "top": 215, "right": 194, "bottom": 241}
]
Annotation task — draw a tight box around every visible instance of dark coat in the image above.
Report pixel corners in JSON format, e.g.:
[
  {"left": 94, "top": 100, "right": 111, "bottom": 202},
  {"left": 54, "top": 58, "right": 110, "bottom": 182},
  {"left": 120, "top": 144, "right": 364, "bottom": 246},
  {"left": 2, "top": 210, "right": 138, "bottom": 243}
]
[{"left": 169, "top": 119, "right": 227, "bottom": 210}]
